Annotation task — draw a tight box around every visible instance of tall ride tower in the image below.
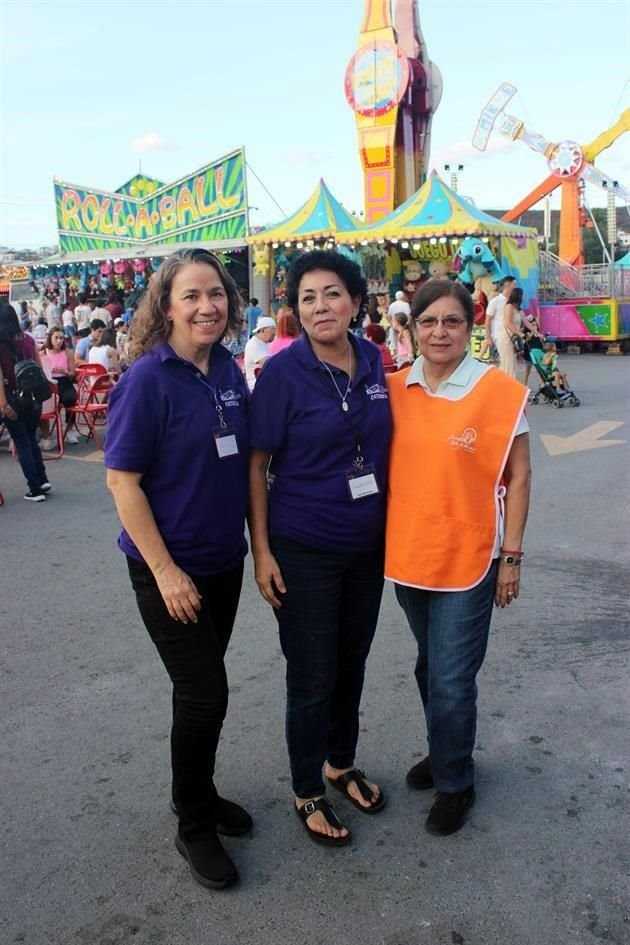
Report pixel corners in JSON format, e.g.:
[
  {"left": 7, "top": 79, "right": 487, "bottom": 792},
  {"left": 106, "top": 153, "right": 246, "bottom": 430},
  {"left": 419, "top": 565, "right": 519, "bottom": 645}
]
[{"left": 344, "top": 0, "right": 442, "bottom": 223}]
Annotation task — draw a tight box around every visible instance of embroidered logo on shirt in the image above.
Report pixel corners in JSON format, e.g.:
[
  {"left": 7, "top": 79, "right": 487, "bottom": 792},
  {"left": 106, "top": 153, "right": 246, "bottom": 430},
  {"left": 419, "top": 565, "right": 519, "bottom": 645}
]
[
  {"left": 219, "top": 389, "right": 241, "bottom": 407},
  {"left": 446, "top": 427, "right": 477, "bottom": 453},
  {"left": 365, "top": 383, "right": 389, "bottom": 401}
]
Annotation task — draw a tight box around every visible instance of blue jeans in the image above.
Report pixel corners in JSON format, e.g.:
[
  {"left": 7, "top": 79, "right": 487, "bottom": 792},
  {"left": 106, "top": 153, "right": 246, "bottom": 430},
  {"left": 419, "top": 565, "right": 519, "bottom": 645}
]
[
  {"left": 270, "top": 535, "right": 384, "bottom": 798},
  {"left": 394, "top": 560, "right": 498, "bottom": 793},
  {"left": 3, "top": 396, "right": 47, "bottom": 493}
]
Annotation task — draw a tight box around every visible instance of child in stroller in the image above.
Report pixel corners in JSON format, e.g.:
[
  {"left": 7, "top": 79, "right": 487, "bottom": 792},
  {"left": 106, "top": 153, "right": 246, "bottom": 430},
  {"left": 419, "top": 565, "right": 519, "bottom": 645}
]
[{"left": 529, "top": 345, "right": 581, "bottom": 408}]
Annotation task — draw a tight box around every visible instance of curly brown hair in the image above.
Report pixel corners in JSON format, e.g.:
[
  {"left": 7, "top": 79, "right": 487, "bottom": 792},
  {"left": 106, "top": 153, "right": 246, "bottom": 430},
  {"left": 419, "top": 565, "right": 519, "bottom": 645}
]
[{"left": 127, "top": 249, "right": 242, "bottom": 362}]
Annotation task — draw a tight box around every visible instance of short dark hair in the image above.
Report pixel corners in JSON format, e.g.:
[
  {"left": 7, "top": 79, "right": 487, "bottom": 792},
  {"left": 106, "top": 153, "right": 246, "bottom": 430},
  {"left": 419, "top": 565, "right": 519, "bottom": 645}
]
[
  {"left": 78, "top": 292, "right": 88, "bottom": 304},
  {"left": 411, "top": 281, "right": 475, "bottom": 328},
  {"left": 286, "top": 250, "right": 367, "bottom": 314},
  {"left": 249, "top": 297, "right": 259, "bottom": 306},
  {"left": 90, "top": 318, "right": 106, "bottom": 331}
]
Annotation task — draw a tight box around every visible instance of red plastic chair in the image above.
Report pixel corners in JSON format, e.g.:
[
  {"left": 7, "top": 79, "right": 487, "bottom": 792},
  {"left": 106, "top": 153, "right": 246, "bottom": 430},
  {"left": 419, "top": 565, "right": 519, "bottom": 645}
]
[
  {"left": 64, "top": 375, "right": 113, "bottom": 449},
  {"left": 383, "top": 363, "right": 399, "bottom": 374}
]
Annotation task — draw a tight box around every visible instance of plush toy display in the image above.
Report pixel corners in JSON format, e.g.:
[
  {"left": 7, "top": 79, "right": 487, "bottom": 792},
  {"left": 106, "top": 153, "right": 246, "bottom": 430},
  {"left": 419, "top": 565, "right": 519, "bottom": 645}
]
[
  {"left": 453, "top": 237, "right": 505, "bottom": 285},
  {"left": 428, "top": 259, "right": 450, "bottom": 280},
  {"left": 402, "top": 258, "right": 423, "bottom": 297}
]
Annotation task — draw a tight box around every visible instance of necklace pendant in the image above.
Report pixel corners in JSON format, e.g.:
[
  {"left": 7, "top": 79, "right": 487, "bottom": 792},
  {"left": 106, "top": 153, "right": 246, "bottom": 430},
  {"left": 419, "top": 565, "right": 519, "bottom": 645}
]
[{"left": 342, "top": 401, "right": 349, "bottom": 412}]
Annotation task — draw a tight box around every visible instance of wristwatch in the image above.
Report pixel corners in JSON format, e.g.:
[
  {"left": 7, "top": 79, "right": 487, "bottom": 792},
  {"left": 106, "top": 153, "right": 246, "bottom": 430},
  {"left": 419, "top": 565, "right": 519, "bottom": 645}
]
[{"left": 500, "top": 553, "right": 522, "bottom": 566}]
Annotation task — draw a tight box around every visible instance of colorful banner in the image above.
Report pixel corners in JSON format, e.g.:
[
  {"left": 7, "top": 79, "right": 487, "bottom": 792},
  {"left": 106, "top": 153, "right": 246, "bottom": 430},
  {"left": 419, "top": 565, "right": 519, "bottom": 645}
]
[
  {"left": 539, "top": 301, "right": 630, "bottom": 341},
  {"left": 55, "top": 150, "right": 247, "bottom": 254}
]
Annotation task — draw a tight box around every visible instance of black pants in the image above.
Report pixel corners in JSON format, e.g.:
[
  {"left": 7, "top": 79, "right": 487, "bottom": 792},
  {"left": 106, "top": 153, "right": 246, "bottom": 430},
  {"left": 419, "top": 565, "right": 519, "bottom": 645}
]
[
  {"left": 127, "top": 556, "right": 244, "bottom": 838},
  {"left": 55, "top": 376, "right": 77, "bottom": 422},
  {"left": 270, "top": 535, "right": 385, "bottom": 798}
]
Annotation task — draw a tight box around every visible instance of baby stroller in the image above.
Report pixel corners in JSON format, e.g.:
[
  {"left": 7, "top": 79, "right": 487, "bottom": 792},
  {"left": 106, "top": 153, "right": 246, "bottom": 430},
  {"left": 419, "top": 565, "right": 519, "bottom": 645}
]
[{"left": 529, "top": 349, "right": 581, "bottom": 408}]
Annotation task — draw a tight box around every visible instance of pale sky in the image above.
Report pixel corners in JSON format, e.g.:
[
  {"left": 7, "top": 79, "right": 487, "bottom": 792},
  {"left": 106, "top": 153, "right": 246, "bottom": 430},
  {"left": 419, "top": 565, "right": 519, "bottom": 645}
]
[{"left": 1, "top": 0, "right": 628, "bottom": 249}]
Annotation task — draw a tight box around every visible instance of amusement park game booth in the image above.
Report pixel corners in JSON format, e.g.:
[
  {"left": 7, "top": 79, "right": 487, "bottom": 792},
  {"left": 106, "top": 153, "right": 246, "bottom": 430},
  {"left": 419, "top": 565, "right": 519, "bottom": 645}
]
[{"left": 17, "top": 149, "right": 251, "bottom": 304}]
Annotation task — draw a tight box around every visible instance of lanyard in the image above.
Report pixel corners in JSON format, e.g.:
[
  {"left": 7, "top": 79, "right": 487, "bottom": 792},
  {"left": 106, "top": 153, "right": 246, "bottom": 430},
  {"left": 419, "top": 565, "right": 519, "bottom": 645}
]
[
  {"left": 315, "top": 362, "right": 368, "bottom": 468},
  {"left": 190, "top": 367, "right": 229, "bottom": 430}
]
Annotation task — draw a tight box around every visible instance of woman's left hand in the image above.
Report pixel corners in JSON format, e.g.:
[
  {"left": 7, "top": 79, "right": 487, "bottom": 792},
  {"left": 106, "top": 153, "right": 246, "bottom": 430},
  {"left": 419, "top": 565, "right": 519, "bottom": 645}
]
[{"left": 495, "top": 560, "right": 521, "bottom": 607}]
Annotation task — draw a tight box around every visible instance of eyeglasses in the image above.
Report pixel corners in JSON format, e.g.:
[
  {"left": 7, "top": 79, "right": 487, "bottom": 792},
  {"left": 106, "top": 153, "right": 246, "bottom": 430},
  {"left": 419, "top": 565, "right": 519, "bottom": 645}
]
[{"left": 415, "top": 316, "right": 468, "bottom": 330}]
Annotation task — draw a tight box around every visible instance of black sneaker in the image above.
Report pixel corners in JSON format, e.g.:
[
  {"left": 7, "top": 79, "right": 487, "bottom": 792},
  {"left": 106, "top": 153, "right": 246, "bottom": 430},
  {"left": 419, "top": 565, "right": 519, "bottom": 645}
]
[
  {"left": 170, "top": 795, "right": 253, "bottom": 836},
  {"left": 24, "top": 490, "right": 46, "bottom": 502},
  {"left": 175, "top": 829, "right": 238, "bottom": 889},
  {"left": 40, "top": 481, "right": 52, "bottom": 493},
  {"left": 406, "top": 756, "right": 434, "bottom": 790},
  {"left": 426, "top": 786, "right": 475, "bottom": 836}
]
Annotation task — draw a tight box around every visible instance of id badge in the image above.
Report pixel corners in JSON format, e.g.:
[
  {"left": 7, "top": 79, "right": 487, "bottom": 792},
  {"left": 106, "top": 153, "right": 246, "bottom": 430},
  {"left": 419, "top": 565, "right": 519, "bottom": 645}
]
[
  {"left": 213, "top": 425, "right": 239, "bottom": 459},
  {"left": 346, "top": 463, "right": 380, "bottom": 501}
]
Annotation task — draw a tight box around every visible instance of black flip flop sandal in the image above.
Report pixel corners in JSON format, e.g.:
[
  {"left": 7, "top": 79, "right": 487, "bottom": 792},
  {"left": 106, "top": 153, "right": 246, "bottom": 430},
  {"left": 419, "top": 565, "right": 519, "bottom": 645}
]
[
  {"left": 295, "top": 798, "right": 352, "bottom": 847},
  {"left": 327, "top": 768, "right": 386, "bottom": 814}
]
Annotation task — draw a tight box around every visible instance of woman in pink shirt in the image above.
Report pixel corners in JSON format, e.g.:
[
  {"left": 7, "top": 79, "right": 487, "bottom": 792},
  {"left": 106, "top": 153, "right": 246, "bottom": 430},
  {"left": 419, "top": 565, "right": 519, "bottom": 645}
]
[
  {"left": 267, "top": 312, "right": 300, "bottom": 356},
  {"left": 42, "top": 328, "right": 79, "bottom": 444}
]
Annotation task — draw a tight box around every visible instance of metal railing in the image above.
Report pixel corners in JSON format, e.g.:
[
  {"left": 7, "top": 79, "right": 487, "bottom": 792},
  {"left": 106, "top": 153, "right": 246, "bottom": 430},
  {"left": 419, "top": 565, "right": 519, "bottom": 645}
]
[{"left": 539, "top": 251, "right": 630, "bottom": 300}]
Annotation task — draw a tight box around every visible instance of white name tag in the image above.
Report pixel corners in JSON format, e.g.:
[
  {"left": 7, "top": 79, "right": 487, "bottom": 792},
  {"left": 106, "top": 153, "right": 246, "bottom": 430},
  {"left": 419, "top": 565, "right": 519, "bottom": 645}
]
[
  {"left": 214, "top": 432, "right": 239, "bottom": 458},
  {"left": 347, "top": 465, "right": 380, "bottom": 501}
]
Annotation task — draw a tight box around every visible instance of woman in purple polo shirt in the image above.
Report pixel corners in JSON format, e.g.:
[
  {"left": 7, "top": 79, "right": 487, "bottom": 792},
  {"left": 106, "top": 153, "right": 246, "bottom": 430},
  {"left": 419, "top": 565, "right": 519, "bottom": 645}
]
[
  {"left": 105, "top": 249, "right": 250, "bottom": 891},
  {"left": 249, "top": 250, "right": 392, "bottom": 847}
]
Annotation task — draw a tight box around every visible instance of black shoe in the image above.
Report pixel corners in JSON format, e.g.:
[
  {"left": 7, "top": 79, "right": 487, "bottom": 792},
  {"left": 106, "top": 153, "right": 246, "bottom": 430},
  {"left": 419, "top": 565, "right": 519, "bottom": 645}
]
[
  {"left": 175, "top": 829, "right": 238, "bottom": 889},
  {"left": 406, "top": 756, "right": 434, "bottom": 790},
  {"left": 426, "top": 786, "right": 475, "bottom": 836},
  {"left": 170, "top": 795, "right": 253, "bottom": 837},
  {"left": 24, "top": 490, "right": 46, "bottom": 502}
]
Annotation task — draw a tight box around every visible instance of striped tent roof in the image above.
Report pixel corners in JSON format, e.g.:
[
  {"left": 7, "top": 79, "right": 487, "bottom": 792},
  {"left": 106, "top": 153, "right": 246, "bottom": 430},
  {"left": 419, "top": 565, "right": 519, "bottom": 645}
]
[
  {"left": 248, "top": 179, "right": 362, "bottom": 246},
  {"left": 336, "top": 171, "right": 538, "bottom": 244}
]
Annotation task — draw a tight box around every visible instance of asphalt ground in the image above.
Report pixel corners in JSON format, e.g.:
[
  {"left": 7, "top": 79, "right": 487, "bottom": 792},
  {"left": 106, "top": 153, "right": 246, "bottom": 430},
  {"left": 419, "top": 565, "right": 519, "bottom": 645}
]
[{"left": 1, "top": 354, "right": 629, "bottom": 945}]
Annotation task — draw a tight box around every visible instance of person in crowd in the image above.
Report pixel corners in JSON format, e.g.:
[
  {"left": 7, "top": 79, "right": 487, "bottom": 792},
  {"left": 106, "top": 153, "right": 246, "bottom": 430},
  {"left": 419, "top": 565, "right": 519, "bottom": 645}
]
[
  {"left": 105, "top": 248, "right": 251, "bottom": 890},
  {"left": 88, "top": 326, "right": 121, "bottom": 374},
  {"left": 243, "top": 297, "right": 263, "bottom": 335},
  {"left": 74, "top": 318, "right": 106, "bottom": 365},
  {"left": 221, "top": 311, "right": 248, "bottom": 360},
  {"left": 392, "top": 311, "right": 415, "bottom": 367},
  {"left": 267, "top": 311, "right": 300, "bottom": 355},
  {"left": 496, "top": 287, "right": 525, "bottom": 379},
  {"left": 105, "top": 291, "right": 124, "bottom": 323},
  {"left": 364, "top": 296, "right": 381, "bottom": 327},
  {"left": 244, "top": 316, "right": 276, "bottom": 390},
  {"left": 385, "top": 280, "right": 530, "bottom": 836},
  {"left": 484, "top": 276, "right": 516, "bottom": 362},
  {"left": 32, "top": 316, "right": 49, "bottom": 346},
  {"left": 41, "top": 327, "right": 79, "bottom": 445},
  {"left": 388, "top": 289, "right": 411, "bottom": 321},
  {"left": 74, "top": 293, "right": 93, "bottom": 337},
  {"left": 92, "top": 299, "right": 112, "bottom": 326},
  {"left": 45, "top": 294, "right": 62, "bottom": 329},
  {"left": 0, "top": 302, "right": 52, "bottom": 501},
  {"left": 61, "top": 302, "right": 76, "bottom": 349},
  {"left": 365, "top": 322, "right": 395, "bottom": 370},
  {"left": 249, "top": 250, "right": 392, "bottom": 847},
  {"left": 521, "top": 308, "right": 544, "bottom": 387},
  {"left": 17, "top": 301, "right": 30, "bottom": 331},
  {"left": 66, "top": 287, "right": 79, "bottom": 312},
  {"left": 542, "top": 341, "right": 569, "bottom": 390}
]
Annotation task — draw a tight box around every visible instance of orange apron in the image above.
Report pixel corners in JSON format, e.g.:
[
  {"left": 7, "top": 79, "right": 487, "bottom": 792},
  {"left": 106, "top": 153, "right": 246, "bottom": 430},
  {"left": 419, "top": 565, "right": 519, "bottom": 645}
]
[{"left": 385, "top": 366, "right": 528, "bottom": 591}]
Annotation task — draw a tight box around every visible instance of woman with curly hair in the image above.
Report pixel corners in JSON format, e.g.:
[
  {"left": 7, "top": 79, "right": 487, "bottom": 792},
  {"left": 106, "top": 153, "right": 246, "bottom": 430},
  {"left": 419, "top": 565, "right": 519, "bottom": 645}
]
[{"left": 105, "top": 249, "right": 251, "bottom": 891}]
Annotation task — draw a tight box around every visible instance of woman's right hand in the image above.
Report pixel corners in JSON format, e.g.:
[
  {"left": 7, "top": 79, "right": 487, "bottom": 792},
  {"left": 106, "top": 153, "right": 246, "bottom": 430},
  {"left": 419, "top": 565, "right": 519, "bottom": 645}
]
[
  {"left": 0, "top": 401, "right": 16, "bottom": 421},
  {"left": 254, "top": 549, "right": 286, "bottom": 608},
  {"left": 153, "top": 561, "right": 202, "bottom": 624}
]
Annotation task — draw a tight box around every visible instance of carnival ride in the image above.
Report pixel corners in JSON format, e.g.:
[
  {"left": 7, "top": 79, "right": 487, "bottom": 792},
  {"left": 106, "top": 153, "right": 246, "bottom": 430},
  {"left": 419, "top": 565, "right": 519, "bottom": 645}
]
[
  {"left": 473, "top": 84, "right": 630, "bottom": 267},
  {"left": 344, "top": 0, "right": 442, "bottom": 223}
]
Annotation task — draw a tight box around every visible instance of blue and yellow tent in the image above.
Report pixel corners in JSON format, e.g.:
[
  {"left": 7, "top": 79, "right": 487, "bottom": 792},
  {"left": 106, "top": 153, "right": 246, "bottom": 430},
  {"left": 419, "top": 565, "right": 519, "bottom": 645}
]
[
  {"left": 336, "top": 171, "right": 536, "bottom": 243},
  {"left": 248, "top": 179, "right": 362, "bottom": 246}
]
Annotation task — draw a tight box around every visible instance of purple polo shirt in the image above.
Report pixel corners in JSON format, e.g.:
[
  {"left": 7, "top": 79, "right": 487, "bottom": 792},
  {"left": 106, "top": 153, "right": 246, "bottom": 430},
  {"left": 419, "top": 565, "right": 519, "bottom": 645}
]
[
  {"left": 249, "top": 332, "right": 392, "bottom": 552},
  {"left": 105, "top": 341, "right": 248, "bottom": 575}
]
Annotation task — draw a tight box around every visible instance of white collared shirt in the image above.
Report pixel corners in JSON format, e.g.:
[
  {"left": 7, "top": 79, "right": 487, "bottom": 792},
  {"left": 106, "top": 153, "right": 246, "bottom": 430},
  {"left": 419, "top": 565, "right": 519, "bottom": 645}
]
[{"left": 405, "top": 352, "right": 529, "bottom": 435}]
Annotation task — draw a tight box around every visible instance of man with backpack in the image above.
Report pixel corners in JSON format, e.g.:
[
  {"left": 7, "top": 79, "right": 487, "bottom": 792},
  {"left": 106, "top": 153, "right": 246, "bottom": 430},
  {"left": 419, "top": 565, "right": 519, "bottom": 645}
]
[{"left": 0, "top": 302, "right": 52, "bottom": 502}]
